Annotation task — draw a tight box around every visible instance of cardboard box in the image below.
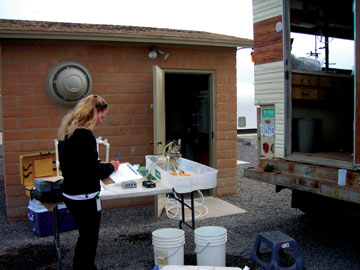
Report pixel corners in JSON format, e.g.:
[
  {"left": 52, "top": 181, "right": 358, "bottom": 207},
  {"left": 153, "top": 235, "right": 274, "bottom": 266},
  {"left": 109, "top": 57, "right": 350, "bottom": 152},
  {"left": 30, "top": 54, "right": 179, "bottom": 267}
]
[{"left": 28, "top": 200, "right": 76, "bottom": 237}]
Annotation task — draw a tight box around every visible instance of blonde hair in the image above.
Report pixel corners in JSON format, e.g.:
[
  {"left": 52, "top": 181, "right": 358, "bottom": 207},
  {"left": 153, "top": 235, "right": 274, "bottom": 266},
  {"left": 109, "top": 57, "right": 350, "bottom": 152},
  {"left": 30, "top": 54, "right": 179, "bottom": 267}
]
[{"left": 58, "top": 95, "right": 108, "bottom": 140}]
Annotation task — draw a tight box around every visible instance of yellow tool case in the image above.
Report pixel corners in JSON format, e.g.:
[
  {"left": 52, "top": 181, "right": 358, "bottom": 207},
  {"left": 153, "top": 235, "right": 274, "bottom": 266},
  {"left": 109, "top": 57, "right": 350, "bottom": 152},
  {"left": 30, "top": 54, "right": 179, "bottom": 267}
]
[{"left": 19, "top": 152, "right": 59, "bottom": 197}]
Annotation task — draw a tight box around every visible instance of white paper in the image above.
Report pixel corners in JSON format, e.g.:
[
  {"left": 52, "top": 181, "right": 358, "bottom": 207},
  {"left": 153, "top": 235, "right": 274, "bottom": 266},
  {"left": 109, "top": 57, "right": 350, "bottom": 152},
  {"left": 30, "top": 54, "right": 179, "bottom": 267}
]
[{"left": 109, "top": 163, "right": 143, "bottom": 183}]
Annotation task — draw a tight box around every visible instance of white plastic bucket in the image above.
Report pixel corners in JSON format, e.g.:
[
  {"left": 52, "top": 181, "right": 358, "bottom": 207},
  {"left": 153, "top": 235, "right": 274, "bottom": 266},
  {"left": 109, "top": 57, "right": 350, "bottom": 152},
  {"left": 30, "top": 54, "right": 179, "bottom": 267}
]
[
  {"left": 195, "top": 226, "right": 227, "bottom": 266},
  {"left": 152, "top": 228, "right": 185, "bottom": 269}
]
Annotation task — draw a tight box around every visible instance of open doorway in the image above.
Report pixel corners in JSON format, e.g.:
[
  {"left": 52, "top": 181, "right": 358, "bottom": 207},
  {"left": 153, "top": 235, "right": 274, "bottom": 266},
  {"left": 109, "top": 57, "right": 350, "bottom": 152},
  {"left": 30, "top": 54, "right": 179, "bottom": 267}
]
[
  {"left": 165, "top": 73, "right": 211, "bottom": 166},
  {"left": 287, "top": 0, "right": 355, "bottom": 166}
]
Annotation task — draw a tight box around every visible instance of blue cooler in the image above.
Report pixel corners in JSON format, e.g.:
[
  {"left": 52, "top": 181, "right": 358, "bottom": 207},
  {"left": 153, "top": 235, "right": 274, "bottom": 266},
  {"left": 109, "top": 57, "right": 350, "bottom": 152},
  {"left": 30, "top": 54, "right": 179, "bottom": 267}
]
[{"left": 28, "top": 199, "right": 77, "bottom": 237}]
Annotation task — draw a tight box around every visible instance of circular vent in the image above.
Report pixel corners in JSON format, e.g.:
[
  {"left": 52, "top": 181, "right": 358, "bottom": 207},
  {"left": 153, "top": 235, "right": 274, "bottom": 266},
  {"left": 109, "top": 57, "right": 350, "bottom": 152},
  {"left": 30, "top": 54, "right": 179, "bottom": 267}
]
[{"left": 46, "top": 61, "right": 93, "bottom": 106}]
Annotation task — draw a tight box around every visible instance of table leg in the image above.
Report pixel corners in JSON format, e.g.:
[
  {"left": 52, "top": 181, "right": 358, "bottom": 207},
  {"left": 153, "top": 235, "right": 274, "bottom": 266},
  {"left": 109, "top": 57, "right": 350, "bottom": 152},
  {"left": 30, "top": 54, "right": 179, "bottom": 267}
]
[
  {"left": 176, "top": 191, "right": 195, "bottom": 230},
  {"left": 154, "top": 194, "right": 166, "bottom": 218},
  {"left": 53, "top": 206, "right": 62, "bottom": 270}
]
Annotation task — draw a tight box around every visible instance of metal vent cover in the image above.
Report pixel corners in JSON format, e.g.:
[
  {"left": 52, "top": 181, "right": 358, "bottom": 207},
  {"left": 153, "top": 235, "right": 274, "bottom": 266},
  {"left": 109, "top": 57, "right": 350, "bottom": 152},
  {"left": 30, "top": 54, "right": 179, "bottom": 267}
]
[{"left": 46, "top": 61, "right": 93, "bottom": 106}]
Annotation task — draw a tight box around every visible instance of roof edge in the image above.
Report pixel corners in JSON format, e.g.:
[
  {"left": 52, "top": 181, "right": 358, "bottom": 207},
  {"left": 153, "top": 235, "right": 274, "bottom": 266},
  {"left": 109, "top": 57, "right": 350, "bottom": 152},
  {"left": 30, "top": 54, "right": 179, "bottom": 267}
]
[{"left": 0, "top": 29, "right": 253, "bottom": 48}]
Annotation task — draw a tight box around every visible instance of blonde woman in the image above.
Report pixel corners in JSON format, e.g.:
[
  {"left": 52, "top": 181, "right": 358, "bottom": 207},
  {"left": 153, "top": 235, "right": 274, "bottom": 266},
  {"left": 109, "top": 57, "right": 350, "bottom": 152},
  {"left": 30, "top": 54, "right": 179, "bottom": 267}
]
[{"left": 58, "top": 94, "right": 119, "bottom": 270}]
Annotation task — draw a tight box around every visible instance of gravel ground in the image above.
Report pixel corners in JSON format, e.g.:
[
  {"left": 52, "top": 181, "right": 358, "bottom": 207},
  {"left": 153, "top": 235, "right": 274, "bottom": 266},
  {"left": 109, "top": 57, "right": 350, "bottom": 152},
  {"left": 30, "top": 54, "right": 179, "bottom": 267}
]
[{"left": 1, "top": 135, "right": 360, "bottom": 269}]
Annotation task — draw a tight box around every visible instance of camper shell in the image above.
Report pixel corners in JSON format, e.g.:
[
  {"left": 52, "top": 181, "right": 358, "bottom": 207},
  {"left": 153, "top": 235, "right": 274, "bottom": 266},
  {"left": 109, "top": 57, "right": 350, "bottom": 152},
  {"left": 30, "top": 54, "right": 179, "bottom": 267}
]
[{"left": 245, "top": 0, "right": 360, "bottom": 213}]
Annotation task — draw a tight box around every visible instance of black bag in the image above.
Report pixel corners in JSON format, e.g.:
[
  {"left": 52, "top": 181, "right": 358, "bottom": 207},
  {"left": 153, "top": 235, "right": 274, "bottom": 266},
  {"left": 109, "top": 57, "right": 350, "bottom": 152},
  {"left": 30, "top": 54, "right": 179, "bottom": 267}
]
[{"left": 30, "top": 188, "right": 64, "bottom": 203}]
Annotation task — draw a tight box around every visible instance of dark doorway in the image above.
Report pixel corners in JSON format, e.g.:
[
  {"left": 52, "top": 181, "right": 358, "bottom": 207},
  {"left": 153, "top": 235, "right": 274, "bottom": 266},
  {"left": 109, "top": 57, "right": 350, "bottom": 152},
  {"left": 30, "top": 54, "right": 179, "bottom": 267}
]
[{"left": 165, "top": 73, "right": 210, "bottom": 166}]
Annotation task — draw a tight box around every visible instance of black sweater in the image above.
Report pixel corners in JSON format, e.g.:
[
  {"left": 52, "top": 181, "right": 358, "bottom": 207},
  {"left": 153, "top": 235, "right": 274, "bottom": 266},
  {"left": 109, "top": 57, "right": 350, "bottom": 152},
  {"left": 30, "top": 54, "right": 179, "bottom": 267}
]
[{"left": 58, "top": 128, "right": 114, "bottom": 195}]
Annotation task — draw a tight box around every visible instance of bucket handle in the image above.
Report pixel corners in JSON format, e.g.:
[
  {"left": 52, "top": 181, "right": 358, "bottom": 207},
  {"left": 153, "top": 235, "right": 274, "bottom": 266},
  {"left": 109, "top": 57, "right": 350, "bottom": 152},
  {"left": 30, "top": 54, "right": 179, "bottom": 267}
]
[
  {"left": 156, "top": 244, "right": 183, "bottom": 261},
  {"left": 195, "top": 241, "right": 210, "bottom": 254}
]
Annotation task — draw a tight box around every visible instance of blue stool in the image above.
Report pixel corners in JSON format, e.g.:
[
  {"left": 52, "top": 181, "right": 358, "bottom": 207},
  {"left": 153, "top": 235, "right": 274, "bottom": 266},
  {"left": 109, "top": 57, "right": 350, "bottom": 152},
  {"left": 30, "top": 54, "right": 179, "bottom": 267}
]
[{"left": 250, "top": 231, "right": 304, "bottom": 270}]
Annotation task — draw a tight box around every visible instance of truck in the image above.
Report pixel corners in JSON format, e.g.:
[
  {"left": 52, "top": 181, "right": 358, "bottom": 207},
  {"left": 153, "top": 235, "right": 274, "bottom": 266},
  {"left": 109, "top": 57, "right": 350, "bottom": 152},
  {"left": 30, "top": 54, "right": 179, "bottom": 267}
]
[{"left": 244, "top": 0, "right": 360, "bottom": 215}]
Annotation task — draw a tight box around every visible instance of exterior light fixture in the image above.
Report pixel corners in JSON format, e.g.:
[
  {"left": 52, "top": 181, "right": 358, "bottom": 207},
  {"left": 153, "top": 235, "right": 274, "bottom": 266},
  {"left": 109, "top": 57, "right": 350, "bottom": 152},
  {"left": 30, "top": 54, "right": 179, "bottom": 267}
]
[{"left": 148, "top": 47, "right": 170, "bottom": 60}]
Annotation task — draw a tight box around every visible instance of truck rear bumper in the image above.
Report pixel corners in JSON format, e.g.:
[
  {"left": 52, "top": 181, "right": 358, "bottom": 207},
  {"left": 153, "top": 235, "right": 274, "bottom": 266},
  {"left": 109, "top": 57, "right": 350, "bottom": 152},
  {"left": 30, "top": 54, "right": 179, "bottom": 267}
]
[{"left": 244, "top": 159, "right": 360, "bottom": 205}]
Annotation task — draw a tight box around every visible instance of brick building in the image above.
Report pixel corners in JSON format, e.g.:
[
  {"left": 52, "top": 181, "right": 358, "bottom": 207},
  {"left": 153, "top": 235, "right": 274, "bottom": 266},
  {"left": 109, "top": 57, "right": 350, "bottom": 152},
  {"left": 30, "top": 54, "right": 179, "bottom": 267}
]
[{"left": 0, "top": 19, "right": 253, "bottom": 221}]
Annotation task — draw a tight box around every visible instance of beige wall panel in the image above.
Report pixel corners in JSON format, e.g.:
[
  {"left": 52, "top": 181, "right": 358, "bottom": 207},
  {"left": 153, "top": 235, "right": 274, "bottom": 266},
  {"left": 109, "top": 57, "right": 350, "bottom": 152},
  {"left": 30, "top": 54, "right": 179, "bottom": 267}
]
[
  {"left": 274, "top": 102, "right": 285, "bottom": 158},
  {"left": 254, "top": 61, "right": 284, "bottom": 105},
  {"left": 253, "top": 0, "right": 283, "bottom": 23}
]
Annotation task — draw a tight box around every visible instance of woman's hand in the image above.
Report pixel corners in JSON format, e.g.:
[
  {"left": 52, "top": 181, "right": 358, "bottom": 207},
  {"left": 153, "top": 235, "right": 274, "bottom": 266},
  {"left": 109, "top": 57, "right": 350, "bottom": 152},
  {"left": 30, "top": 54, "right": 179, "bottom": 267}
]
[{"left": 110, "top": 160, "right": 120, "bottom": 171}]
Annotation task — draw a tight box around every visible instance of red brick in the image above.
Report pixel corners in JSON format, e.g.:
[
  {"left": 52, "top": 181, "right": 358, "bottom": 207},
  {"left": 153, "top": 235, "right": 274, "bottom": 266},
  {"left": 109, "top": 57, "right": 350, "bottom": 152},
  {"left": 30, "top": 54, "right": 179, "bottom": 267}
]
[
  {"left": 133, "top": 94, "right": 152, "bottom": 104},
  {"left": 94, "top": 126, "right": 118, "bottom": 137},
  {"left": 119, "top": 125, "right": 145, "bottom": 136},
  {"left": 108, "top": 136, "right": 132, "bottom": 147},
  {"left": 93, "top": 84, "right": 118, "bottom": 94},
  {"left": 18, "top": 95, "right": 47, "bottom": 107},
  {"left": 16, "top": 50, "right": 47, "bottom": 61},
  {"left": 2, "top": 85, "right": 32, "bottom": 95},
  {"left": 19, "top": 140, "right": 50, "bottom": 152},
  {"left": 17, "top": 73, "right": 45, "bottom": 84},
  {"left": 31, "top": 62, "right": 55, "bottom": 72},
  {"left": 106, "top": 115, "right": 133, "bottom": 125},
  {"left": 133, "top": 115, "right": 152, "bottom": 125},
  {"left": 217, "top": 131, "right": 227, "bottom": 140},
  {"left": 216, "top": 66, "right": 236, "bottom": 76},
  {"left": 131, "top": 135, "right": 147, "bottom": 145},
  {"left": 32, "top": 84, "right": 46, "bottom": 95},
  {"left": 227, "top": 75, "right": 236, "bottom": 84},
  {"left": 217, "top": 84, "right": 236, "bottom": 94},
  {"left": 33, "top": 106, "right": 61, "bottom": 117},
  {"left": 117, "top": 146, "right": 133, "bottom": 157},
  {"left": 217, "top": 151, "right": 227, "bottom": 160},
  {"left": 227, "top": 168, "right": 238, "bottom": 177},
  {"left": 2, "top": 73, "right": 17, "bottom": 83},
  {"left": 106, "top": 94, "right": 132, "bottom": 105},
  {"left": 6, "top": 195, "right": 29, "bottom": 208},
  {"left": 218, "top": 177, "right": 237, "bottom": 188},
  {"left": 89, "top": 63, "right": 118, "bottom": 73},
  {"left": 133, "top": 53, "right": 149, "bottom": 63},
  {"left": 85, "top": 51, "right": 105, "bottom": 63},
  {"left": 33, "top": 128, "right": 58, "bottom": 139},
  {"left": 227, "top": 113, "right": 237, "bottom": 122},
  {"left": 102, "top": 198, "right": 136, "bottom": 209},
  {"left": 216, "top": 75, "right": 227, "bottom": 84},
  {"left": 217, "top": 159, "right": 237, "bottom": 169},
  {"left": 2, "top": 119, "right": 18, "bottom": 129},
  {"left": 106, "top": 73, "right": 132, "bottom": 83},
  {"left": 105, "top": 51, "right": 132, "bottom": 63},
  {"left": 118, "top": 84, "right": 146, "bottom": 94},
  {"left": 4, "top": 175, "right": 21, "bottom": 186},
  {"left": 3, "top": 130, "right": 33, "bottom": 140},
  {"left": 217, "top": 168, "right": 227, "bottom": 178},
  {"left": 216, "top": 56, "right": 236, "bottom": 66},
  {"left": 47, "top": 117, "right": 63, "bottom": 128},
  {"left": 2, "top": 62, "right": 32, "bottom": 72},
  {"left": 6, "top": 206, "right": 28, "bottom": 221},
  {"left": 5, "top": 185, "right": 24, "bottom": 197},
  {"left": 5, "top": 163, "right": 20, "bottom": 175},
  {"left": 2, "top": 96, "right": 17, "bottom": 107},
  {"left": 92, "top": 73, "right": 105, "bottom": 83},
  {"left": 3, "top": 107, "right": 33, "bottom": 118},
  {"left": 132, "top": 74, "right": 152, "bottom": 84},
  {"left": 119, "top": 104, "right": 146, "bottom": 115},
  {"left": 217, "top": 140, "right": 232, "bottom": 150},
  {"left": 3, "top": 141, "right": 19, "bottom": 152},
  {"left": 216, "top": 186, "right": 237, "bottom": 196},
  {"left": 47, "top": 50, "right": 81, "bottom": 62},
  {"left": 118, "top": 63, "right": 145, "bottom": 73},
  {"left": 217, "top": 94, "right": 227, "bottom": 103}
]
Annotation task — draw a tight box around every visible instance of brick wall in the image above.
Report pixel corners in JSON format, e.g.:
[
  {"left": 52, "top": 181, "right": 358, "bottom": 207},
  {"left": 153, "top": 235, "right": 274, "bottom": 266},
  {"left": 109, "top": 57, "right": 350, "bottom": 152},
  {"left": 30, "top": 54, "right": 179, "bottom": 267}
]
[{"left": 0, "top": 40, "right": 238, "bottom": 220}]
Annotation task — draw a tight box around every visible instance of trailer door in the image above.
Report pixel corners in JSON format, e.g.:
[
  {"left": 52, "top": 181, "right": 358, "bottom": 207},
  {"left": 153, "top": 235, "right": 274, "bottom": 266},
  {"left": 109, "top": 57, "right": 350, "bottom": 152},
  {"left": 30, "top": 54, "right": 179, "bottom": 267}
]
[
  {"left": 153, "top": 65, "right": 166, "bottom": 155},
  {"left": 354, "top": 0, "right": 360, "bottom": 165}
]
